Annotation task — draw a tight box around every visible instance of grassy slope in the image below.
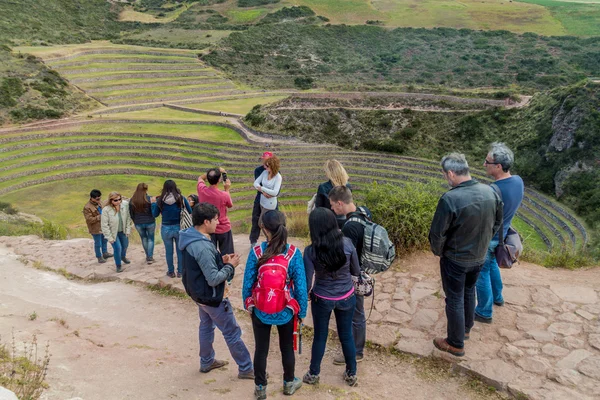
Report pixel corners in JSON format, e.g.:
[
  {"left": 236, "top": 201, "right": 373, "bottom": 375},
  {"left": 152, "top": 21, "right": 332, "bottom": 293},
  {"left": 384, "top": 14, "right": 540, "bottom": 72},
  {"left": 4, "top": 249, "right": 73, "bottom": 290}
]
[{"left": 516, "top": 0, "right": 600, "bottom": 36}]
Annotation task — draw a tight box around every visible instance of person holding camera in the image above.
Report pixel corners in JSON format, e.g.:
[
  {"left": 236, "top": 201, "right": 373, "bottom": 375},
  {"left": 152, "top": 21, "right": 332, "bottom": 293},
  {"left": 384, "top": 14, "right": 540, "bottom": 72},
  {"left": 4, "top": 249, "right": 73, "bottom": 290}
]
[{"left": 197, "top": 168, "right": 234, "bottom": 254}]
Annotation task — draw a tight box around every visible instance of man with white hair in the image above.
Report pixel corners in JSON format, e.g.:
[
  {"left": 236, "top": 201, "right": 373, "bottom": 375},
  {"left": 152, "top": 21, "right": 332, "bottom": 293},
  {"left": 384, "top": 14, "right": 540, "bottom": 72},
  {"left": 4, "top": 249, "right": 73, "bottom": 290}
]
[
  {"left": 429, "top": 153, "right": 502, "bottom": 357},
  {"left": 475, "top": 143, "right": 524, "bottom": 323}
]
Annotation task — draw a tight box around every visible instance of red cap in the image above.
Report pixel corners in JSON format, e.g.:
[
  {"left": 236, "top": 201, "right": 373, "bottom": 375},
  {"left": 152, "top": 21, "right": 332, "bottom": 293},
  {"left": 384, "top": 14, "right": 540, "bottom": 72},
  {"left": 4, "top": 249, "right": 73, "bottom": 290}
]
[{"left": 260, "top": 151, "right": 274, "bottom": 160}]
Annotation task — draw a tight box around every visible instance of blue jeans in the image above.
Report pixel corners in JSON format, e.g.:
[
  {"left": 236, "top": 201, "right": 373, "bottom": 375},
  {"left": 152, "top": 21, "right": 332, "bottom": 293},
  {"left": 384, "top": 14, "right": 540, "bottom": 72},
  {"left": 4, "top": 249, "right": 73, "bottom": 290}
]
[
  {"left": 310, "top": 292, "right": 357, "bottom": 376},
  {"left": 161, "top": 224, "right": 182, "bottom": 274},
  {"left": 353, "top": 294, "right": 366, "bottom": 357},
  {"left": 475, "top": 240, "right": 503, "bottom": 319},
  {"left": 91, "top": 233, "right": 108, "bottom": 258},
  {"left": 110, "top": 232, "right": 129, "bottom": 267},
  {"left": 198, "top": 299, "right": 253, "bottom": 373},
  {"left": 135, "top": 223, "right": 155, "bottom": 258},
  {"left": 440, "top": 257, "right": 482, "bottom": 349}
]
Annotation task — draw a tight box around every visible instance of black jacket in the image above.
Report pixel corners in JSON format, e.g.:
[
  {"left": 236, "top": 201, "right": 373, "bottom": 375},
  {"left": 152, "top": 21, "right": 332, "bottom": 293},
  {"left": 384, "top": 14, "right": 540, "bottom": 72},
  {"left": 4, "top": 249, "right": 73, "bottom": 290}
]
[
  {"left": 315, "top": 181, "right": 352, "bottom": 210},
  {"left": 429, "top": 179, "right": 503, "bottom": 267},
  {"left": 129, "top": 195, "right": 156, "bottom": 225}
]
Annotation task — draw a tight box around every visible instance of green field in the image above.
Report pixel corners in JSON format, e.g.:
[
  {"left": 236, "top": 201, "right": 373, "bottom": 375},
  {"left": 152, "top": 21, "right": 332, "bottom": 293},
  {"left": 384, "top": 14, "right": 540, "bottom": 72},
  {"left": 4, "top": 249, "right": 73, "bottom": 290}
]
[{"left": 182, "top": 96, "right": 289, "bottom": 114}]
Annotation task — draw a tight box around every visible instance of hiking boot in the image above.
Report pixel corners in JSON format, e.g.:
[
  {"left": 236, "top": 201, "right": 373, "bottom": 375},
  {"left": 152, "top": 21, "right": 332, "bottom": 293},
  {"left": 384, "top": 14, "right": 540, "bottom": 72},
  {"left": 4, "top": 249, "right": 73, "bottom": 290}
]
[
  {"left": 146, "top": 257, "right": 155, "bottom": 265},
  {"left": 103, "top": 252, "right": 113, "bottom": 259},
  {"left": 167, "top": 272, "right": 176, "bottom": 278},
  {"left": 238, "top": 370, "right": 255, "bottom": 380},
  {"left": 122, "top": 257, "right": 131, "bottom": 264},
  {"left": 302, "top": 372, "right": 320, "bottom": 385},
  {"left": 464, "top": 331, "right": 470, "bottom": 340},
  {"left": 494, "top": 300, "right": 505, "bottom": 307},
  {"left": 200, "top": 359, "right": 229, "bottom": 373},
  {"left": 98, "top": 257, "right": 106, "bottom": 264},
  {"left": 177, "top": 272, "right": 182, "bottom": 278},
  {"left": 254, "top": 385, "right": 267, "bottom": 400},
  {"left": 433, "top": 337, "right": 464, "bottom": 357},
  {"left": 333, "top": 353, "right": 363, "bottom": 365},
  {"left": 343, "top": 371, "right": 358, "bottom": 387},
  {"left": 474, "top": 313, "right": 493, "bottom": 324},
  {"left": 283, "top": 377, "right": 302, "bottom": 396},
  {"left": 116, "top": 266, "right": 123, "bottom": 273}
]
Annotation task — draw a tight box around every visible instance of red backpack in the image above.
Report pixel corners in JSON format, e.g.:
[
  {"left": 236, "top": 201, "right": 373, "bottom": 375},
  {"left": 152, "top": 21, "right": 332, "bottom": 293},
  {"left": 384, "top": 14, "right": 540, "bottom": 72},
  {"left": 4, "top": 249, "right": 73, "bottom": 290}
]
[{"left": 245, "top": 244, "right": 300, "bottom": 315}]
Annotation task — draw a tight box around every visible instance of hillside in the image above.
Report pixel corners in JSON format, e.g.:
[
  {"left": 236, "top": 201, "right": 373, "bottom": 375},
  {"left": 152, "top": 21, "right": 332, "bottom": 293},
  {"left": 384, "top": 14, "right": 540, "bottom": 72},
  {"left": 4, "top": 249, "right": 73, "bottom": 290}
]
[
  {"left": 202, "top": 24, "right": 600, "bottom": 92},
  {"left": 245, "top": 81, "right": 600, "bottom": 232},
  {"left": 0, "top": 46, "right": 97, "bottom": 125}
]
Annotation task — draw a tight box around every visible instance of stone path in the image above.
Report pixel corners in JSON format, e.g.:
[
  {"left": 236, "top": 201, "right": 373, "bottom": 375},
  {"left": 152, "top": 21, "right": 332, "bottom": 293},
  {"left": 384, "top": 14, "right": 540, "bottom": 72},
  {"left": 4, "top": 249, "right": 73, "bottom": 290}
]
[{"left": 2, "top": 234, "right": 599, "bottom": 400}]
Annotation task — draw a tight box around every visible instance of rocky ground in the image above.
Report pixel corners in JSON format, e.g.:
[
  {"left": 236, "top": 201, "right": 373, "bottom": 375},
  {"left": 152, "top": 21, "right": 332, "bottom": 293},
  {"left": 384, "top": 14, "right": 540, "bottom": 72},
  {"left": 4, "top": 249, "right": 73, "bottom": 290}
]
[{"left": 1, "top": 234, "right": 599, "bottom": 400}]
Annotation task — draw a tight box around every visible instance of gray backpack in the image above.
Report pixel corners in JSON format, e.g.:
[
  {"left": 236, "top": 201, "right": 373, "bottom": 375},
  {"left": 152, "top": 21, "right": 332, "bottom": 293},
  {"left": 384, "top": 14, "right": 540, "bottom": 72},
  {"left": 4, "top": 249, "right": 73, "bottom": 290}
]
[{"left": 347, "top": 207, "right": 396, "bottom": 274}]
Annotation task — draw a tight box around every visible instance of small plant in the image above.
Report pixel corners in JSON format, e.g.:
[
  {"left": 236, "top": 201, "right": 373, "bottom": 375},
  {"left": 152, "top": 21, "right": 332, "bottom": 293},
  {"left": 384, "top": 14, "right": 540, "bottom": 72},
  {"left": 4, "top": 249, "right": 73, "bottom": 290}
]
[
  {"left": 28, "top": 312, "right": 37, "bottom": 321},
  {"left": 39, "top": 220, "right": 68, "bottom": 240},
  {"left": 542, "top": 247, "right": 593, "bottom": 270},
  {"left": 0, "top": 333, "right": 50, "bottom": 400}
]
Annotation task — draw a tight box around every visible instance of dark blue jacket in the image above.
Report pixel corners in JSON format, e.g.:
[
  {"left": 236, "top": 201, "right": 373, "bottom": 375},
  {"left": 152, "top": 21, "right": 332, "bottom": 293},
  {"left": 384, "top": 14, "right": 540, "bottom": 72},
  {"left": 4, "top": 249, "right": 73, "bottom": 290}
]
[{"left": 151, "top": 194, "right": 192, "bottom": 226}]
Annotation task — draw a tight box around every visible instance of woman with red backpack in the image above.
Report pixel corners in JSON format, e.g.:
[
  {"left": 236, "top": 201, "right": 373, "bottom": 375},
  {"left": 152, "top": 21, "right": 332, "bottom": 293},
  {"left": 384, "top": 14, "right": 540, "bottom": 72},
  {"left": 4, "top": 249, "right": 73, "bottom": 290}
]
[{"left": 242, "top": 210, "right": 308, "bottom": 400}]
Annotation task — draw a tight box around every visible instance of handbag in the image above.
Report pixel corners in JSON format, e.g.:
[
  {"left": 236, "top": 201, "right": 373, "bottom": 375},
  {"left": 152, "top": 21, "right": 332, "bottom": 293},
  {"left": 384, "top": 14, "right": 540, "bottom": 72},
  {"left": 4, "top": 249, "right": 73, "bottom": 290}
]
[
  {"left": 307, "top": 193, "right": 317, "bottom": 214},
  {"left": 351, "top": 270, "right": 374, "bottom": 297},
  {"left": 180, "top": 204, "right": 193, "bottom": 230},
  {"left": 490, "top": 184, "right": 523, "bottom": 268}
]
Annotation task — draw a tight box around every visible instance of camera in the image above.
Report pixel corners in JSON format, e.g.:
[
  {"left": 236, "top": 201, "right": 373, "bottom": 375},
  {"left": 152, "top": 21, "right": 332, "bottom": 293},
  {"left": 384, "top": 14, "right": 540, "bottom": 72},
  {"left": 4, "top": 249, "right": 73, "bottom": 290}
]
[{"left": 222, "top": 172, "right": 228, "bottom": 182}]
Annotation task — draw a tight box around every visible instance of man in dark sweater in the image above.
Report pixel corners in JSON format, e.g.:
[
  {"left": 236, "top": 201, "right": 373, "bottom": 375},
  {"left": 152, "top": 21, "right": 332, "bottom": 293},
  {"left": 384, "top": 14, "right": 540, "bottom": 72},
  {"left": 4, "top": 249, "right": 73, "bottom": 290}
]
[
  {"left": 329, "top": 185, "right": 372, "bottom": 365},
  {"left": 429, "top": 153, "right": 502, "bottom": 357},
  {"left": 249, "top": 151, "right": 273, "bottom": 247}
]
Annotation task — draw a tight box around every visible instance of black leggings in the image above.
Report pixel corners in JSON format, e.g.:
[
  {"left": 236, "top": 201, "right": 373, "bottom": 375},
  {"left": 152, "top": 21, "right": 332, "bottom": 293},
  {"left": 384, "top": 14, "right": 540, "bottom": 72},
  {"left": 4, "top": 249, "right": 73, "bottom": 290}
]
[{"left": 251, "top": 312, "right": 295, "bottom": 386}]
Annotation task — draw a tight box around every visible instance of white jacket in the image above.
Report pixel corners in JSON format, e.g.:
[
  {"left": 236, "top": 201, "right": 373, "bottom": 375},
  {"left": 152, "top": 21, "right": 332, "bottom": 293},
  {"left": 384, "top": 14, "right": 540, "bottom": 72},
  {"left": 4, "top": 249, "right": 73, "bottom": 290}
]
[{"left": 101, "top": 201, "right": 133, "bottom": 242}]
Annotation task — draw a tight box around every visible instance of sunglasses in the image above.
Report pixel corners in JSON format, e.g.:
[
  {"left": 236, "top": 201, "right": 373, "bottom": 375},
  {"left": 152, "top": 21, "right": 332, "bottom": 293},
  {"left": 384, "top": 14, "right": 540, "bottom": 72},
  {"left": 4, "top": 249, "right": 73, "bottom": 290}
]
[
  {"left": 484, "top": 160, "right": 501, "bottom": 165},
  {"left": 112, "top": 198, "right": 122, "bottom": 202}
]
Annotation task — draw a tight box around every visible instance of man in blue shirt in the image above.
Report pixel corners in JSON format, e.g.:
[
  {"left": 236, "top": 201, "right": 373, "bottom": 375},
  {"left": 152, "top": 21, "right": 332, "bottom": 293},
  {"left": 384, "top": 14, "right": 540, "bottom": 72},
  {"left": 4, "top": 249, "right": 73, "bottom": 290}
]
[{"left": 475, "top": 143, "right": 524, "bottom": 323}]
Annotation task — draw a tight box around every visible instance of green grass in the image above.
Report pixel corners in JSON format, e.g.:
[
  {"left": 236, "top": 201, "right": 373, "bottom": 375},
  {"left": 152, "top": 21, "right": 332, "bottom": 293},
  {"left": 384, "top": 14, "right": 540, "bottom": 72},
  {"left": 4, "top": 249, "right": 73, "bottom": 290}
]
[
  {"left": 66, "top": 68, "right": 211, "bottom": 80},
  {"left": 96, "top": 107, "right": 233, "bottom": 122},
  {"left": 123, "top": 28, "right": 233, "bottom": 44},
  {"left": 56, "top": 62, "right": 202, "bottom": 72},
  {"left": 226, "top": 9, "right": 269, "bottom": 23},
  {"left": 48, "top": 53, "right": 197, "bottom": 65},
  {"left": 515, "top": 0, "right": 600, "bottom": 36},
  {"left": 83, "top": 75, "right": 224, "bottom": 89},
  {"left": 183, "top": 96, "right": 288, "bottom": 114},
  {"left": 91, "top": 82, "right": 234, "bottom": 98}
]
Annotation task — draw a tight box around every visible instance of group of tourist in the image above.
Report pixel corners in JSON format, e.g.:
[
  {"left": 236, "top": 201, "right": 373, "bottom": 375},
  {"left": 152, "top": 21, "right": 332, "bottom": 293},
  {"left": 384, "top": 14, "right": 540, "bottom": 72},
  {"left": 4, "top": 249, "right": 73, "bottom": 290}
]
[{"left": 82, "top": 143, "right": 523, "bottom": 399}]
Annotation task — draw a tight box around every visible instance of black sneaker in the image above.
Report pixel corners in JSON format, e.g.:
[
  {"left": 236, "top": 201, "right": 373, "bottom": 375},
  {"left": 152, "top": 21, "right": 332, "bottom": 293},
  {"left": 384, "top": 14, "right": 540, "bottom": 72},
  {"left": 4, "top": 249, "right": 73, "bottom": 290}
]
[
  {"left": 98, "top": 257, "right": 106, "bottom": 264},
  {"left": 167, "top": 272, "right": 176, "bottom": 278},
  {"left": 494, "top": 300, "right": 505, "bottom": 306},
  {"left": 333, "top": 353, "right": 363, "bottom": 365},
  {"left": 103, "top": 252, "right": 113, "bottom": 259},
  {"left": 146, "top": 257, "right": 155, "bottom": 265},
  {"left": 200, "top": 359, "right": 228, "bottom": 373},
  {"left": 474, "top": 313, "right": 493, "bottom": 324},
  {"left": 116, "top": 266, "right": 123, "bottom": 273},
  {"left": 122, "top": 257, "right": 131, "bottom": 264},
  {"left": 343, "top": 371, "right": 358, "bottom": 387},
  {"left": 303, "top": 372, "right": 320, "bottom": 385}
]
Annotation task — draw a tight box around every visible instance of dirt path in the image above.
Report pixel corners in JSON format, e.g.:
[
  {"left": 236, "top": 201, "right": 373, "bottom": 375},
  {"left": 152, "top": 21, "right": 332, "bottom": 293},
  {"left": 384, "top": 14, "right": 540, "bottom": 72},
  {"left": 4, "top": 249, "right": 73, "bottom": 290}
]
[{"left": 0, "top": 244, "right": 503, "bottom": 400}]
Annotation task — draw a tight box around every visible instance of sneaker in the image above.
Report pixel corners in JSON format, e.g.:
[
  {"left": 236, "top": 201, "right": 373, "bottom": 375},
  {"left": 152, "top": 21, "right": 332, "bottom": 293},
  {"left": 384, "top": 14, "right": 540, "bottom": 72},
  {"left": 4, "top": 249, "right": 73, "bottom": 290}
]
[
  {"left": 98, "top": 257, "right": 106, "bottom": 264},
  {"left": 494, "top": 300, "right": 505, "bottom": 307},
  {"left": 177, "top": 272, "right": 182, "bottom": 278},
  {"left": 122, "top": 257, "right": 131, "bottom": 264},
  {"left": 146, "top": 257, "right": 155, "bottom": 265},
  {"left": 474, "top": 313, "right": 493, "bottom": 324},
  {"left": 464, "top": 331, "right": 470, "bottom": 340},
  {"left": 238, "top": 370, "right": 255, "bottom": 380},
  {"left": 103, "top": 252, "right": 113, "bottom": 259},
  {"left": 333, "top": 353, "right": 363, "bottom": 365},
  {"left": 167, "top": 272, "right": 176, "bottom": 278},
  {"left": 116, "top": 266, "right": 123, "bottom": 273},
  {"left": 200, "top": 359, "right": 229, "bottom": 373},
  {"left": 433, "top": 337, "right": 464, "bottom": 357},
  {"left": 302, "top": 372, "right": 320, "bottom": 385},
  {"left": 254, "top": 385, "right": 267, "bottom": 400},
  {"left": 343, "top": 371, "right": 358, "bottom": 387},
  {"left": 283, "top": 377, "right": 302, "bottom": 396}
]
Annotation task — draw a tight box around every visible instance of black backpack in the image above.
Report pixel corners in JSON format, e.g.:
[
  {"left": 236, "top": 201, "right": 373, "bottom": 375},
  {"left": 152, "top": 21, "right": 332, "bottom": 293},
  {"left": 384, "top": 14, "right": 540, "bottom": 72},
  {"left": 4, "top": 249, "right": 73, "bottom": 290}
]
[{"left": 181, "top": 248, "right": 225, "bottom": 307}]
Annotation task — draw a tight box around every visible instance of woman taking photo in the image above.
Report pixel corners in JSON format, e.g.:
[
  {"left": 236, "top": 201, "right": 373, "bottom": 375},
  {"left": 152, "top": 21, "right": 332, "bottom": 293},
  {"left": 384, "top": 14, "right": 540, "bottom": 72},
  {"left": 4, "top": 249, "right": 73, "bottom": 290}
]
[
  {"left": 151, "top": 180, "right": 192, "bottom": 278},
  {"left": 315, "top": 159, "right": 351, "bottom": 228},
  {"left": 253, "top": 155, "right": 282, "bottom": 224},
  {"left": 242, "top": 210, "right": 307, "bottom": 400},
  {"left": 101, "top": 191, "right": 133, "bottom": 273},
  {"left": 187, "top": 194, "right": 199, "bottom": 209},
  {"left": 129, "top": 183, "right": 156, "bottom": 265},
  {"left": 303, "top": 207, "right": 360, "bottom": 387}
]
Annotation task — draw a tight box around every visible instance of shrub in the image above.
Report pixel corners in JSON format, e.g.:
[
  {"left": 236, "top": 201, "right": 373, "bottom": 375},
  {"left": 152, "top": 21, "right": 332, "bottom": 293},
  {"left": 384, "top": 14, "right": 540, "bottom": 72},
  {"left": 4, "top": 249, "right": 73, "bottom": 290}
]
[
  {"left": 542, "top": 247, "right": 593, "bottom": 270},
  {"left": 238, "top": 0, "right": 279, "bottom": 7},
  {"left": 362, "top": 182, "right": 442, "bottom": 255},
  {"left": 39, "top": 220, "right": 68, "bottom": 240},
  {"left": 294, "top": 76, "right": 314, "bottom": 90},
  {"left": 0, "top": 202, "right": 18, "bottom": 214},
  {"left": 0, "top": 333, "right": 50, "bottom": 400}
]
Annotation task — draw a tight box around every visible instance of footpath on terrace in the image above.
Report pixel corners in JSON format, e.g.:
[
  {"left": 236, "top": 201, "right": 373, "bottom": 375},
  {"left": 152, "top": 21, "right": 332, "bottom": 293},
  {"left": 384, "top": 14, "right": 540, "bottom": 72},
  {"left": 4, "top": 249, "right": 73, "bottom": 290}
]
[{"left": 2, "top": 234, "right": 599, "bottom": 400}]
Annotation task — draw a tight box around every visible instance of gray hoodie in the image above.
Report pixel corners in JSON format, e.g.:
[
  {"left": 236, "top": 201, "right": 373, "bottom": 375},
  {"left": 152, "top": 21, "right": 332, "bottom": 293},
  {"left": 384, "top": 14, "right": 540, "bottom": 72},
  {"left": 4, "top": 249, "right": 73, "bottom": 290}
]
[{"left": 179, "top": 227, "right": 234, "bottom": 292}]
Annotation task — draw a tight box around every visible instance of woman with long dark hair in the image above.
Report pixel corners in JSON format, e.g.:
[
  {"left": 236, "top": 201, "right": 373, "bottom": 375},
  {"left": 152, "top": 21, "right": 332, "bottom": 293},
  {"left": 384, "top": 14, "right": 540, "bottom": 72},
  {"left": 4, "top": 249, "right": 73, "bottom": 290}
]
[
  {"left": 130, "top": 183, "right": 156, "bottom": 265},
  {"left": 302, "top": 207, "right": 360, "bottom": 387},
  {"left": 151, "top": 180, "right": 192, "bottom": 278},
  {"left": 242, "top": 210, "right": 308, "bottom": 400}
]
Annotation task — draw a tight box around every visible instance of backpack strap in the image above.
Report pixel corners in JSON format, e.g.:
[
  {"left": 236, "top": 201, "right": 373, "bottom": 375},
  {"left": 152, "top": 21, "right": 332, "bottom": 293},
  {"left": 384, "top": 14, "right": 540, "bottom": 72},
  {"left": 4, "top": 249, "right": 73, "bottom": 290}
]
[
  {"left": 490, "top": 183, "right": 505, "bottom": 246},
  {"left": 253, "top": 244, "right": 263, "bottom": 259},
  {"left": 284, "top": 244, "right": 297, "bottom": 260}
]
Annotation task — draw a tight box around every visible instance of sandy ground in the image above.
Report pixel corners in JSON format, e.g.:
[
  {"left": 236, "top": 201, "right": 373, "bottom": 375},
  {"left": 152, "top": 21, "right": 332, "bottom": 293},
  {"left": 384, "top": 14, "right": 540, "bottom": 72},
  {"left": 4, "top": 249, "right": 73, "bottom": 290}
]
[{"left": 0, "top": 245, "right": 504, "bottom": 400}]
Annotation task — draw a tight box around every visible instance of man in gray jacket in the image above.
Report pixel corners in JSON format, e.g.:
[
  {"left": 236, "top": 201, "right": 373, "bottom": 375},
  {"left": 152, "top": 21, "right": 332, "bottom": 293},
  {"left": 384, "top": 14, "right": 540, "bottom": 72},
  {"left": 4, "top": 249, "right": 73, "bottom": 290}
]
[
  {"left": 179, "top": 203, "right": 253, "bottom": 379},
  {"left": 429, "top": 153, "right": 502, "bottom": 357}
]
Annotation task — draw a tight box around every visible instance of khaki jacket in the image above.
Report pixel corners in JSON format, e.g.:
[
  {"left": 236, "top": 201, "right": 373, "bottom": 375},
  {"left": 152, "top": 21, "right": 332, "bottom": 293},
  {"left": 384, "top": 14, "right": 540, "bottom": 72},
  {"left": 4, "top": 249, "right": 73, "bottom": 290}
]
[
  {"left": 83, "top": 200, "right": 102, "bottom": 235},
  {"left": 101, "top": 201, "right": 133, "bottom": 242}
]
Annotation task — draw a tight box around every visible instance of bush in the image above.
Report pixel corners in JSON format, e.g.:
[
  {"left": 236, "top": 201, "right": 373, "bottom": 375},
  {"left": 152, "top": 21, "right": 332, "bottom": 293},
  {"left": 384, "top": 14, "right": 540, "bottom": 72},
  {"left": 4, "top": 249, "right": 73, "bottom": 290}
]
[
  {"left": 0, "top": 333, "right": 50, "bottom": 400},
  {"left": 0, "top": 201, "right": 18, "bottom": 214},
  {"left": 362, "top": 182, "right": 442, "bottom": 255},
  {"left": 39, "top": 219, "right": 68, "bottom": 240},
  {"left": 542, "top": 247, "right": 593, "bottom": 269},
  {"left": 238, "top": 0, "right": 279, "bottom": 7},
  {"left": 294, "top": 76, "right": 314, "bottom": 90}
]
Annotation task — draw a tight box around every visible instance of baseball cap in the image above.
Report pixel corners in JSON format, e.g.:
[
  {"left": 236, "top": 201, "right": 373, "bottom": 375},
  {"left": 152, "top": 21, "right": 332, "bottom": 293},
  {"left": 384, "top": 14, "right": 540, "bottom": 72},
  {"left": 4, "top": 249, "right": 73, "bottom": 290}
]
[{"left": 260, "top": 151, "right": 274, "bottom": 160}]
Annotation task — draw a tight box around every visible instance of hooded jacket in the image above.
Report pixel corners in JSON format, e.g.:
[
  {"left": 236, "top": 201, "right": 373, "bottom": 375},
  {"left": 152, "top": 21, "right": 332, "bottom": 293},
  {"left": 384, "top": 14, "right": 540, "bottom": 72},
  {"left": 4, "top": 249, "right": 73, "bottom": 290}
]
[
  {"left": 152, "top": 193, "right": 192, "bottom": 226},
  {"left": 179, "top": 227, "right": 234, "bottom": 307}
]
